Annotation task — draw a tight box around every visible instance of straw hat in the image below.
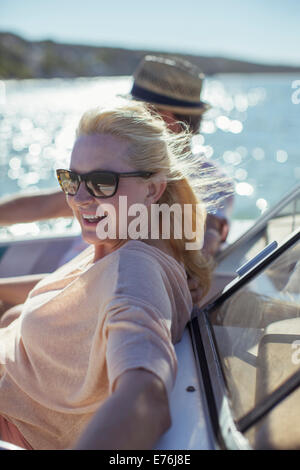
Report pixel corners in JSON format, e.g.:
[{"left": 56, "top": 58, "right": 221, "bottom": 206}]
[{"left": 128, "top": 55, "right": 210, "bottom": 115}]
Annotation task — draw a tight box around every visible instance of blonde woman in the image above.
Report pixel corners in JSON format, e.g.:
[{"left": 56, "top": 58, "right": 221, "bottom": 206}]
[
  {"left": 0, "top": 55, "right": 234, "bottom": 260},
  {"left": 0, "top": 100, "right": 213, "bottom": 450}
]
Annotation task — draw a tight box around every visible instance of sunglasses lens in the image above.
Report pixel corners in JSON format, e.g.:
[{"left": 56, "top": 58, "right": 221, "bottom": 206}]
[
  {"left": 57, "top": 170, "right": 79, "bottom": 195},
  {"left": 87, "top": 173, "right": 117, "bottom": 197}
]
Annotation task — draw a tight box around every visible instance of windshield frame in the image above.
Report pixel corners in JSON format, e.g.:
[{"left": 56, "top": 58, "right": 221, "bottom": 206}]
[
  {"left": 190, "top": 228, "right": 300, "bottom": 449},
  {"left": 216, "top": 184, "right": 300, "bottom": 265}
]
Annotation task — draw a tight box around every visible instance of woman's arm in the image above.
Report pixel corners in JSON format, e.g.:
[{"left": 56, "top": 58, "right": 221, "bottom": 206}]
[
  {"left": 0, "top": 189, "right": 72, "bottom": 225},
  {"left": 73, "top": 369, "right": 171, "bottom": 450},
  {"left": 0, "top": 274, "right": 47, "bottom": 306}
]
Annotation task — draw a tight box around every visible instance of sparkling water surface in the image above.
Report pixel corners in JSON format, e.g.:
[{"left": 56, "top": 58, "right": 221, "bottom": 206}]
[{"left": 0, "top": 74, "right": 299, "bottom": 240}]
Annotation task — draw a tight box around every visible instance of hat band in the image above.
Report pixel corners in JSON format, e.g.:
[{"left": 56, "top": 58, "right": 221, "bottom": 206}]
[{"left": 131, "top": 83, "right": 206, "bottom": 109}]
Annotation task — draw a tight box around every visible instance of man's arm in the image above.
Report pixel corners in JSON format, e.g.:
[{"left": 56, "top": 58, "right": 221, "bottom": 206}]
[
  {"left": 73, "top": 369, "right": 171, "bottom": 450},
  {"left": 0, "top": 189, "right": 72, "bottom": 225}
]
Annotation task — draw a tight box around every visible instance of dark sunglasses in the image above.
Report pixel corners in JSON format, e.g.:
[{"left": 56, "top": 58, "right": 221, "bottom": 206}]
[{"left": 56, "top": 168, "right": 153, "bottom": 199}]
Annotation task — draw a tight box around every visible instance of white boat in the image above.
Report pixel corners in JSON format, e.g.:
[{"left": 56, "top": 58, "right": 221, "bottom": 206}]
[{"left": 0, "top": 184, "right": 300, "bottom": 450}]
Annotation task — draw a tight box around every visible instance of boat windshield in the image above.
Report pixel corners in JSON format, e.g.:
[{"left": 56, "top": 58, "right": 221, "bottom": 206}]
[
  {"left": 210, "top": 236, "right": 300, "bottom": 449},
  {"left": 216, "top": 185, "right": 300, "bottom": 273}
]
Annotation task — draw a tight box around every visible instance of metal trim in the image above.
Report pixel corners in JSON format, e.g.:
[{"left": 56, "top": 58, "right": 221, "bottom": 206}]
[
  {"left": 216, "top": 184, "right": 300, "bottom": 263},
  {"left": 238, "top": 369, "right": 300, "bottom": 433},
  {"left": 190, "top": 311, "right": 251, "bottom": 450}
]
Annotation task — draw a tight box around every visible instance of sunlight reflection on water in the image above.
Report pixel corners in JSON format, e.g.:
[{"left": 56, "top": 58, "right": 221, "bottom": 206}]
[{"left": 0, "top": 74, "right": 299, "bottom": 239}]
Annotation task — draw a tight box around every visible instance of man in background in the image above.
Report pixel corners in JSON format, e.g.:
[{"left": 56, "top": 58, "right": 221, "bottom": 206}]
[{"left": 0, "top": 55, "right": 233, "bottom": 261}]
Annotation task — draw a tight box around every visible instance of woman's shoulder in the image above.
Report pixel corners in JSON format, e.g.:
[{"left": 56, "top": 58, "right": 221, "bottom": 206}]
[
  {"left": 117, "top": 240, "right": 186, "bottom": 277},
  {"left": 86, "top": 240, "right": 192, "bottom": 327},
  {"left": 85, "top": 240, "right": 191, "bottom": 306},
  {"left": 109, "top": 241, "right": 193, "bottom": 327},
  {"left": 114, "top": 240, "right": 191, "bottom": 303}
]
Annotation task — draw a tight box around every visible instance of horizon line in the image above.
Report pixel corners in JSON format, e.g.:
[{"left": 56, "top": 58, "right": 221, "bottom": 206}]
[{"left": 1, "top": 29, "right": 300, "bottom": 70}]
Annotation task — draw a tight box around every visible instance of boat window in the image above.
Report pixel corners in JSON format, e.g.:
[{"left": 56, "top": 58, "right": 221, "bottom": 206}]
[
  {"left": 210, "top": 237, "right": 300, "bottom": 449},
  {"left": 216, "top": 186, "right": 300, "bottom": 273},
  {"left": 245, "top": 196, "right": 300, "bottom": 261}
]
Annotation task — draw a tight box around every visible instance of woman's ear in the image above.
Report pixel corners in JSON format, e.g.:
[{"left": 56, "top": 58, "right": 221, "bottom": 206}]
[{"left": 145, "top": 180, "right": 167, "bottom": 205}]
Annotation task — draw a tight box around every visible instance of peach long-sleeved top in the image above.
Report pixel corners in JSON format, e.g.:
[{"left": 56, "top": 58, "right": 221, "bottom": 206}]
[{"left": 0, "top": 240, "right": 192, "bottom": 450}]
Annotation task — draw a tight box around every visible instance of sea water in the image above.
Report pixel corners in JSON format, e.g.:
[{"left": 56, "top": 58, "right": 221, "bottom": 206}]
[{"left": 0, "top": 74, "right": 299, "bottom": 240}]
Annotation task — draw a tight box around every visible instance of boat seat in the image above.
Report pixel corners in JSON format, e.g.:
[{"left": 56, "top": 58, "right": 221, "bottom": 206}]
[
  {"left": 0, "top": 237, "right": 76, "bottom": 277},
  {"left": 254, "top": 317, "right": 300, "bottom": 449}
]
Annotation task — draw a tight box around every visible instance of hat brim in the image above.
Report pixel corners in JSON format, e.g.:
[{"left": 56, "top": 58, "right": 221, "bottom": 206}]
[{"left": 118, "top": 92, "right": 211, "bottom": 115}]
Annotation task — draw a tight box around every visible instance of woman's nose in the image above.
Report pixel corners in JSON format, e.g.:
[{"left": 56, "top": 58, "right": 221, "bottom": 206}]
[{"left": 73, "top": 182, "right": 94, "bottom": 205}]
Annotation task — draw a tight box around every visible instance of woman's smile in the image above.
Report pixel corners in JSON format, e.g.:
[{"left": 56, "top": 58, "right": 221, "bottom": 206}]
[{"left": 81, "top": 212, "right": 107, "bottom": 226}]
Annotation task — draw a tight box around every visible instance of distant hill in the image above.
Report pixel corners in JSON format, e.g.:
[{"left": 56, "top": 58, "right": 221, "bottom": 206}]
[{"left": 1, "top": 31, "right": 300, "bottom": 79}]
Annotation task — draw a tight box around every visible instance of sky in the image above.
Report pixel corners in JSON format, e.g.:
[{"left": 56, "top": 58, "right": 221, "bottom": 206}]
[{"left": 1, "top": 0, "right": 300, "bottom": 66}]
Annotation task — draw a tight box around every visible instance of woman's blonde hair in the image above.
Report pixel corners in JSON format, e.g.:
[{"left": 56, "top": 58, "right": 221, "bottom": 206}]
[{"left": 76, "top": 99, "right": 231, "bottom": 298}]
